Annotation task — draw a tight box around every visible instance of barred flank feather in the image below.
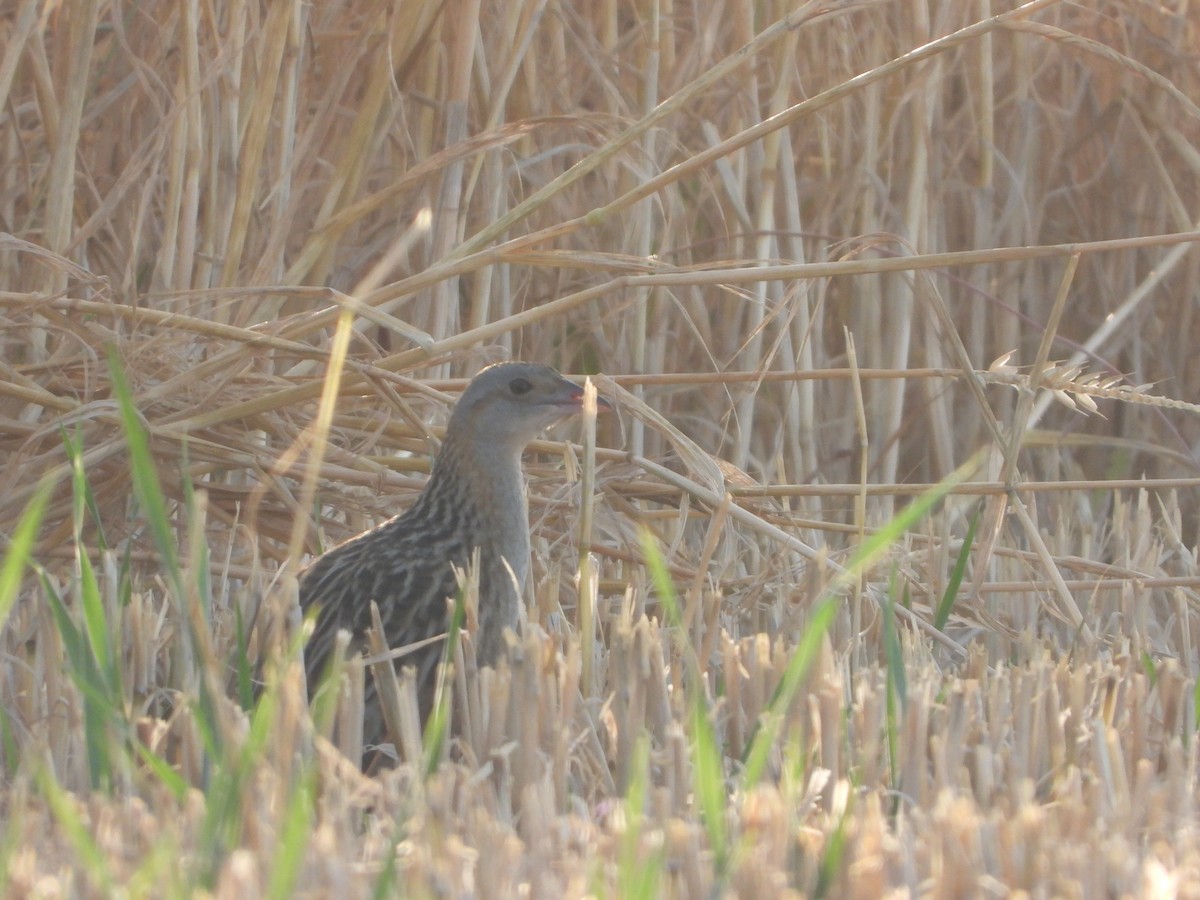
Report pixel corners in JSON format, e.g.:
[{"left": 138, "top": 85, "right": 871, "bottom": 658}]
[{"left": 298, "top": 362, "right": 608, "bottom": 761}]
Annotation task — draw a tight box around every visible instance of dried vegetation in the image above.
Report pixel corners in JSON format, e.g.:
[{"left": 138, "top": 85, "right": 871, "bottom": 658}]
[{"left": 4, "top": 0, "right": 1200, "bottom": 896}]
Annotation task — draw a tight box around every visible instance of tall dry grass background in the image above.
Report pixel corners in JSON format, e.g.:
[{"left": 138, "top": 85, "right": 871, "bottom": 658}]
[{"left": 3, "top": 0, "right": 1200, "bottom": 895}]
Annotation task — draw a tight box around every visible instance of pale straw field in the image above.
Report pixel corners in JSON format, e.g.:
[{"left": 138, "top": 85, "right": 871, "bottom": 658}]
[{"left": 3, "top": 1, "right": 1200, "bottom": 896}]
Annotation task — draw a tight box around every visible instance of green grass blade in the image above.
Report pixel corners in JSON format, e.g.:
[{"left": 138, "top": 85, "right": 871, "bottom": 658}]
[
  {"left": 639, "top": 528, "right": 682, "bottom": 629},
  {"left": 935, "top": 505, "right": 979, "bottom": 630},
  {"left": 368, "top": 836, "right": 400, "bottom": 900},
  {"left": 423, "top": 586, "right": 466, "bottom": 777},
  {"left": 34, "top": 763, "right": 116, "bottom": 895},
  {"left": 814, "top": 803, "right": 850, "bottom": 898},
  {"left": 616, "top": 734, "right": 663, "bottom": 900},
  {"left": 61, "top": 425, "right": 109, "bottom": 554},
  {"left": 109, "top": 350, "right": 233, "bottom": 768},
  {"left": 105, "top": 347, "right": 183, "bottom": 599},
  {"left": 880, "top": 572, "right": 907, "bottom": 711},
  {"left": 881, "top": 573, "right": 904, "bottom": 810},
  {"left": 75, "top": 548, "right": 111, "bottom": 678},
  {"left": 744, "top": 459, "right": 982, "bottom": 785},
  {"left": 125, "top": 836, "right": 188, "bottom": 899},
  {"left": 134, "top": 741, "right": 190, "bottom": 802},
  {"left": 39, "top": 569, "right": 115, "bottom": 788},
  {"left": 1193, "top": 677, "right": 1200, "bottom": 743},
  {"left": 638, "top": 529, "right": 729, "bottom": 874},
  {"left": 741, "top": 596, "right": 837, "bottom": 787},
  {"left": 0, "top": 473, "right": 56, "bottom": 632},
  {"left": 233, "top": 598, "right": 255, "bottom": 711},
  {"left": 195, "top": 739, "right": 266, "bottom": 888},
  {"left": 309, "top": 627, "right": 348, "bottom": 740},
  {"left": 63, "top": 425, "right": 127, "bottom": 771},
  {"left": 1141, "top": 650, "right": 1157, "bottom": 687},
  {"left": 0, "top": 707, "right": 18, "bottom": 774},
  {"left": 265, "top": 769, "right": 316, "bottom": 900},
  {"left": 843, "top": 452, "right": 982, "bottom": 578},
  {"left": 691, "top": 689, "right": 728, "bottom": 875}
]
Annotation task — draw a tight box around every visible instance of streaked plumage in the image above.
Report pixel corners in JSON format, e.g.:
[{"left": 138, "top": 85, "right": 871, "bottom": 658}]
[{"left": 299, "top": 362, "right": 607, "bottom": 757}]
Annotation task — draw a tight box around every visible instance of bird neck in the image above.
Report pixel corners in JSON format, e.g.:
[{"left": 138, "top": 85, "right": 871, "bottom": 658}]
[
  {"left": 427, "top": 430, "right": 529, "bottom": 545},
  {"left": 430, "top": 428, "right": 523, "bottom": 497}
]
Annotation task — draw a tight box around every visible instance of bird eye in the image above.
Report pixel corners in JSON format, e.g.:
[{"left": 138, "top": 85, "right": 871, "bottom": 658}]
[{"left": 509, "top": 377, "right": 533, "bottom": 395}]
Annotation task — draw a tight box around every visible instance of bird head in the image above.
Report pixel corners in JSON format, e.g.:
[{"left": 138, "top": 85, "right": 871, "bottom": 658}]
[{"left": 446, "top": 361, "right": 611, "bottom": 452}]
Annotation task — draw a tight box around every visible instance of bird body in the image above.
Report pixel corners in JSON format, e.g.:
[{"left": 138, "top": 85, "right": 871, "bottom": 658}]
[{"left": 297, "top": 362, "right": 605, "bottom": 754}]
